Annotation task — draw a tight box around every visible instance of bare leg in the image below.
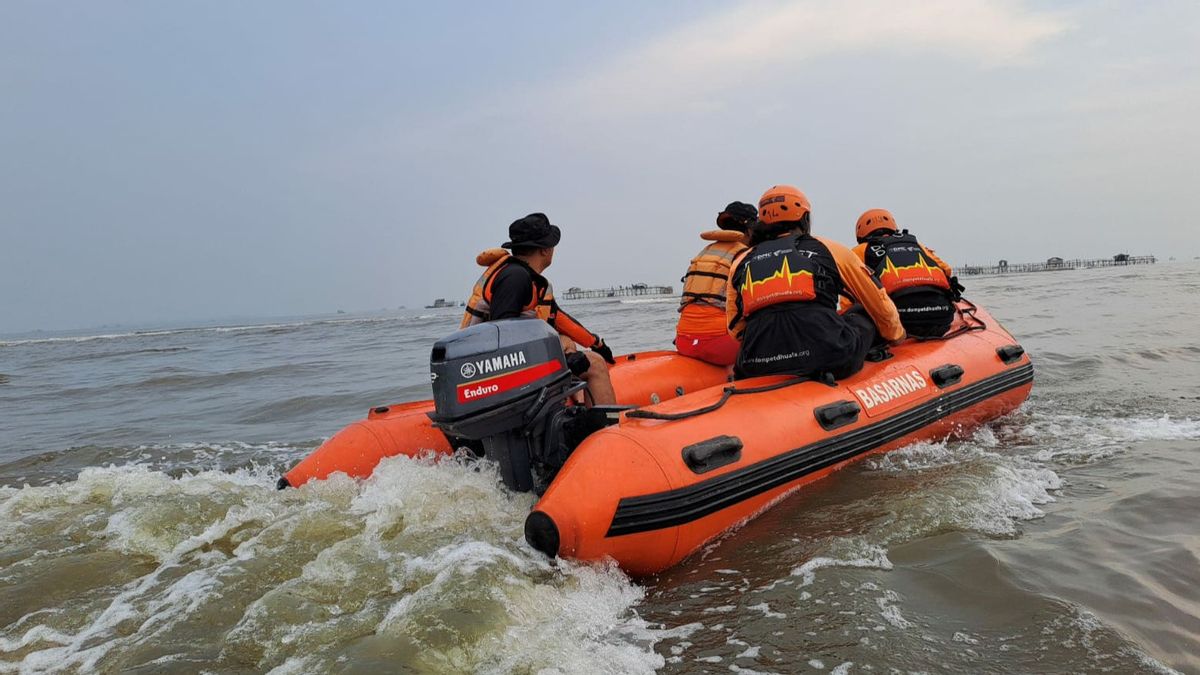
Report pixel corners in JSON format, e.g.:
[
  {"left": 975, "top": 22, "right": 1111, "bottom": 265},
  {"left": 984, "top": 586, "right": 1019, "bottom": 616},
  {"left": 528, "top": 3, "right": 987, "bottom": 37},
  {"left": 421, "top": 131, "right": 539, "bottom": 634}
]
[
  {"left": 559, "top": 335, "right": 577, "bottom": 354},
  {"left": 579, "top": 351, "right": 617, "bottom": 405},
  {"left": 557, "top": 336, "right": 616, "bottom": 405},
  {"left": 557, "top": 337, "right": 586, "bottom": 404}
]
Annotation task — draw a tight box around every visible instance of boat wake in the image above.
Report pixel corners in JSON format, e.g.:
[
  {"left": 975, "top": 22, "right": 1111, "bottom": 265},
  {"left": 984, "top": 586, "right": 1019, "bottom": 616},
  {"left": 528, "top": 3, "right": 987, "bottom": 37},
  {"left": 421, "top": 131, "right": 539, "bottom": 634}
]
[
  {"left": 640, "top": 405, "right": 1189, "bottom": 672},
  {"left": 0, "top": 456, "right": 669, "bottom": 674},
  {"left": 2, "top": 405, "right": 1194, "bottom": 673}
]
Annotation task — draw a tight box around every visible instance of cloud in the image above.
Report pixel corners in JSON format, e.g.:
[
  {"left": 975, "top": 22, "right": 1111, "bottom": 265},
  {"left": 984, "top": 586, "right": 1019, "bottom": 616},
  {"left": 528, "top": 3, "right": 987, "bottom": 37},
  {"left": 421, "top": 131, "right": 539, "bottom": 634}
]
[{"left": 562, "top": 0, "right": 1071, "bottom": 115}]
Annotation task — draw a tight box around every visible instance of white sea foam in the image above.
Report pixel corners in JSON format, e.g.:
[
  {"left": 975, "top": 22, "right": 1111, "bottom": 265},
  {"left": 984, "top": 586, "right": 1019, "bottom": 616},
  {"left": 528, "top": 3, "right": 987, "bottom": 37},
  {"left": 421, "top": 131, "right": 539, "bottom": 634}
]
[
  {"left": 847, "top": 411, "right": 1191, "bottom": 544},
  {"left": 790, "top": 542, "right": 894, "bottom": 587},
  {"left": 736, "top": 645, "right": 761, "bottom": 659},
  {"left": 1033, "top": 412, "right": 1200, "bottom": 442},
  {"left": 875, "top": 591, "right": 913, "bottom": 629},
  {"left": 0, "top": 329, "right": 186, "bottom": 346},
  {"left": 860, "top": 427, "right": 1063, "bottom": 538},
  {"left": 953, "top": 631, "right": 981, "bottom": 645},
  {"left": 862, "top": 439, "right": 960, "bottom": 472},
  {"left": 0, "top": 456, "right": 668, "bottom": 674},
  {"left": 747, "top": 602, "right": 786, "bottom": 619},
  {"left": 729, "top": 665, "right": 778, "bottom": 675},
  {"left": 1131, "top": 652, "right": 1185, "bottom": 675},
  {"left": 1021, "top": 413, "right": 1200, "bottom": 464}
]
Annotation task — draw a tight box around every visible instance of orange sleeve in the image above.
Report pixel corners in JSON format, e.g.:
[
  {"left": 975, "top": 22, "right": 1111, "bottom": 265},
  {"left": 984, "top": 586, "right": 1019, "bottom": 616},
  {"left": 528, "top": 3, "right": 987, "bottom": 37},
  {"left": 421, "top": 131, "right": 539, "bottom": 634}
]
[
  {"left": 922, "top": 245, "right": 953, "bottom": 277},
  {"left": 839, "top": 243, "right": 870, "bottom": 312},
  {"left": 817, "top": 236, "right": 906, "bottom": 342},
  {"left": 725, "top": 249, "right": 751, "bottom": 342},
  {"left": 549, "top": 304, "right": 601, "bottom": 348}
]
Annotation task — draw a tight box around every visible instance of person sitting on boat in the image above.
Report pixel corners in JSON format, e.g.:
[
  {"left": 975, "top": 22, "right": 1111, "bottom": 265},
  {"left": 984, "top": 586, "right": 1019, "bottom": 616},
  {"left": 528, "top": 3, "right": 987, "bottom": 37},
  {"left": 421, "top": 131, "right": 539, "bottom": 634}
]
[
  {"left": 675, "top": 201, "right": 755, "bottom": 366},
  {"left": 851, "top": 209, "right": 965, "bottom": 338},
  {"left": 462, "top": 213, "right": 617, "bottom": 404},
  {"left": 726, "top": 185, "right": 905, "bottom": 380}
]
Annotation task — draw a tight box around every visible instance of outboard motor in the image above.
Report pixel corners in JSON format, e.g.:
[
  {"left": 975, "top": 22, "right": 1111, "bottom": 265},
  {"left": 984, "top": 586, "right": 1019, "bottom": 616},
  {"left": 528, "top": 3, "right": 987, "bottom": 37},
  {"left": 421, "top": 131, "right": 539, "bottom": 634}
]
[{"left": 429, "top": 319, "right": 620, "bottom": 493}]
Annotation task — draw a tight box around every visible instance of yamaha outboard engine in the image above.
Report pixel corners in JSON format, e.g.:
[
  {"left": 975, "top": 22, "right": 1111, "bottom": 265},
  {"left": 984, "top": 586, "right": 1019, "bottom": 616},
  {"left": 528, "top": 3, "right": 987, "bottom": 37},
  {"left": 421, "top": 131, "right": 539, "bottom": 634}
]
[{"left": 429, "top": 319, "right": 596, "bottom": 493}]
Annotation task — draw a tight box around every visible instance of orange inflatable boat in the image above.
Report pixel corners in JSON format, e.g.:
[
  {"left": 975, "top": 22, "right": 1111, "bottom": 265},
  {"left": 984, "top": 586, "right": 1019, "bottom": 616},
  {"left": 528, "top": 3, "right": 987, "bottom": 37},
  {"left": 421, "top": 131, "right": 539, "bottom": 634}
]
[
  {"left": 278, "top": 351, "right": 730, "bottom": 488},
  {"left": 280, "top": 301, "right": 1031, "bottom": 576}
]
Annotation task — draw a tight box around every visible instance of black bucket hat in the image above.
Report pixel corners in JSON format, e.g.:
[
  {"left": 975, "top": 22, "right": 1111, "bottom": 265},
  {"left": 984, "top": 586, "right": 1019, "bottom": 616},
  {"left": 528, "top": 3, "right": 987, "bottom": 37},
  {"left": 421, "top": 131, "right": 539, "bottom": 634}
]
[
  {"left": 716, "top": 201, "right": 757, "bottom": 231},
  {"left": 502, "top": 213, "right": 562, "bottom": 249}
]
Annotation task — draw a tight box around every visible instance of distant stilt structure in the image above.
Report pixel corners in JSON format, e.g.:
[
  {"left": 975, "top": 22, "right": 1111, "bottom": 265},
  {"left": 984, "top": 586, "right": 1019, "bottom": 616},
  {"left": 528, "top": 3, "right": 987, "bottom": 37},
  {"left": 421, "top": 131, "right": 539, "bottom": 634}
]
[
  {"left": 562, "top": 284, "right": 674, "bottom": 300},
  {"left": 961, "top": 255, "right": 1156, "bottom": 277}
]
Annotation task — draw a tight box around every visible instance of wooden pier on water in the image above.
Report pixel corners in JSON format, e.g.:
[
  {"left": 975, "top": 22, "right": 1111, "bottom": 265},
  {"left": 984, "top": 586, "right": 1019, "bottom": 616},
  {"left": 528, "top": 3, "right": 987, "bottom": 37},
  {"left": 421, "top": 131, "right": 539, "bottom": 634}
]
[
  {"left": 561, "top": 284, "right": 674, "bottom": 300},
  {"left": 960, "top": 255, "right": 1156, "bottom": 277}
]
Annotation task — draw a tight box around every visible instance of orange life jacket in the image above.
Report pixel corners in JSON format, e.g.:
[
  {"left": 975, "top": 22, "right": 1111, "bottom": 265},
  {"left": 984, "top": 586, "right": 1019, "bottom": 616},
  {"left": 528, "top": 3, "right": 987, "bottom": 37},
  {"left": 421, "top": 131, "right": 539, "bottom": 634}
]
[
  {"left": 862, "top": 231, "right": 951, "bottom": 297},
  {"left": 679, "top": 230, "right": 747, "bottom": 312},
  {"left": 461, "top": 249, "right": 552, "bottom": 328},
  {"left": 460, "top": 249, "right": 600, "bottom": 348}
]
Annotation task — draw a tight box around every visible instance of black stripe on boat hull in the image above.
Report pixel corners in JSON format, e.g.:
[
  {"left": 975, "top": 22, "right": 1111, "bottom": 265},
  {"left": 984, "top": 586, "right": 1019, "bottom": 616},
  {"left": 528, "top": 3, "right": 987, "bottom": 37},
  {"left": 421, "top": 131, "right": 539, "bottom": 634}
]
[{"left": 605, "top": 363, "right": 1033, "bottom": 537}]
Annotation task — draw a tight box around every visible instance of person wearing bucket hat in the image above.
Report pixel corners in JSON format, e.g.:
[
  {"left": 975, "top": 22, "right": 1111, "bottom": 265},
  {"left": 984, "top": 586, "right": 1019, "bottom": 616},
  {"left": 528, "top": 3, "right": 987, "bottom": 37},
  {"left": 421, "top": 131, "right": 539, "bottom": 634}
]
[
  {"left": 674, "top": 201, "right": 755, "bottom": 366},
  {"left": 725, "top": 186, "right": 904, "bottom": 380},
  {"left": 461, "top": 213, "right": 616, "bottom": 404},
  {"left": 502, "top": 212, "right": 562, "bottom": 249}
]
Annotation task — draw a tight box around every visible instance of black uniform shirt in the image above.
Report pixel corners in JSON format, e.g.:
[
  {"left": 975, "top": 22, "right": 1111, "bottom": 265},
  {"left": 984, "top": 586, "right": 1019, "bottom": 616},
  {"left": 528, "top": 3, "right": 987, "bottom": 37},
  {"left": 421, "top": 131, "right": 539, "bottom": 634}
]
[{"left": 488, "top": 259, "right": 542, "bottom": 320}]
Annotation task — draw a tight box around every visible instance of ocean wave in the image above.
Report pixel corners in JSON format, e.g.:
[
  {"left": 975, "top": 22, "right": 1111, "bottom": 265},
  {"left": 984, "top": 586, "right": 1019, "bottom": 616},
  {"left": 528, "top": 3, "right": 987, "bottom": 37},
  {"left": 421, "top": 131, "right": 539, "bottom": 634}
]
[
  {"left": 54, "top": 346, "right": 191, "bottom": 364},
  {"left": 619, "top": 297, "right": 678, "bottom": 305},
  {"left": 790, "top": 540, "right": 894, "bottom": 586},
  {"left": 128, "top": 363, "right": 329, "bottom": 391},
  {"left": 0, "top": 456, "right": 671, "bottom": 674},
  {"left": 843, "top": 421, "right": 1062, "bottom": 541},
  {"left": 0, "top": 314, "right": 454, "bottom": 348},
  {"left": 0, "top": 441, "right": 317, "bottom": 488},
  {"left": 233, "top": 393, "right": 381, "bottom": 424},
  {"left": 0, "top": 329, "right": 188, "bottom": 347},
  {"left": 1011, "top": 412, "right": 1200, "bottom": 465}
]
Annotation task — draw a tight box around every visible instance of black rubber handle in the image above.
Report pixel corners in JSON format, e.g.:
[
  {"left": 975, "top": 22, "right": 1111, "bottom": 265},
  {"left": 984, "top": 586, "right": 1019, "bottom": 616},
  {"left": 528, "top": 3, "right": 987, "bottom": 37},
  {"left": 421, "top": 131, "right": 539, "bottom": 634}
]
[
  {"left": 997, "top": 344, "right": 1026, "bottom": 364},
  {"left": 814, "top": 400, "right": 861, "bottom": 431},
  {"left": 865, "top": 346, "right": 894, "bottom": 362},
  {"left": 681, "top": 435, "right": 743, "bottom": 474},
  {"left": 930, "top": 364, "right": 965, "bottom": 388}
]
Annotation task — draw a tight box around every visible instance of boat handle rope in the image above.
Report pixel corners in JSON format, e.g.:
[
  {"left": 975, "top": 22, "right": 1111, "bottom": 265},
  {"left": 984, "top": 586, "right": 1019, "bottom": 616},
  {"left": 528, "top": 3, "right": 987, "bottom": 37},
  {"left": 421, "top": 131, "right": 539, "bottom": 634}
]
[
  {"left": 625, "top": 376, "right": 819, "bottom": 422},
  {"left": 626, "top": 300, "right": 984, "bottom": 423}
]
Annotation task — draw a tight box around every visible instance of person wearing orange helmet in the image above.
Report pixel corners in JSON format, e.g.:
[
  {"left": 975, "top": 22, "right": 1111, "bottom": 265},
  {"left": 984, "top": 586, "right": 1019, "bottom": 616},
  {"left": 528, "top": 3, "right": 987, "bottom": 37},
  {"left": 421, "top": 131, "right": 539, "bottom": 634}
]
[
  {"left": 726, "top": 186, "right": 905, "bottom": 379},
  {"left": 462, "top": 213, "right": 616, "bottom": 404},
  {"left": 852, "top": 209, "right": 963, "bottom": 338},
  {"left": 675, "top": 201, "right": 755, "bottom": 366}
]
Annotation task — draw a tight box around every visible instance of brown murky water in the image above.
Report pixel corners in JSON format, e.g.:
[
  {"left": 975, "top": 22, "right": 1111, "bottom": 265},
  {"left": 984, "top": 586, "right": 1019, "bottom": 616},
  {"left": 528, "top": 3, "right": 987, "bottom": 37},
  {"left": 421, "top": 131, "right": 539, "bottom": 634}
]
[{"left": 2, "top": 263, "right": 1198, "bottom": 673}]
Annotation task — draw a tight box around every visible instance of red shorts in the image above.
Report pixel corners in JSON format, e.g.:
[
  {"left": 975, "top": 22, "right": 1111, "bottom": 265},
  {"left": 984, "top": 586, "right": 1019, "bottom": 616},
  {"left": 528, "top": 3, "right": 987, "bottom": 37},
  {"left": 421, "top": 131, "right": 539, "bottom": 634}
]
[{"left": 676, "top": 331, "right": 739, "bottom": 366}]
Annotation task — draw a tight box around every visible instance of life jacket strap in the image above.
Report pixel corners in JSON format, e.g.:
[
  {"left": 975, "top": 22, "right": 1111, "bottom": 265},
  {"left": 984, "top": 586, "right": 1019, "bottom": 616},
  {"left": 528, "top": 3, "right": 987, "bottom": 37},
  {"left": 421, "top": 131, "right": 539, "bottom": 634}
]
[
  {"left": 684, "top": 270, "right": 729, "bottom": 280},
  {"left": 682, "top": 291, "right": 727, "bottom": 301}
]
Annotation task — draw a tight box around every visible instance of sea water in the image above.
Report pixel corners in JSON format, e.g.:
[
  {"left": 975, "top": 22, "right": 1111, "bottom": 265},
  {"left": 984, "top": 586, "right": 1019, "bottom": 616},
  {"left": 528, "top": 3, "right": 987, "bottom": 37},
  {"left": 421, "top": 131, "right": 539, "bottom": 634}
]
[{"left": 1, "top": 263, "right": 1198, "bottom": 673}]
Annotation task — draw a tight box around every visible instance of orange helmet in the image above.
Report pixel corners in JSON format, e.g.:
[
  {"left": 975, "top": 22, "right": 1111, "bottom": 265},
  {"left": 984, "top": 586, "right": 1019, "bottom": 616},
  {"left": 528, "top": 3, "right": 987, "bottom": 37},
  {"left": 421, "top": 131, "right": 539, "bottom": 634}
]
[
  {"left": 855, "top": 208, "right": 897, "bottom": 241},
  {"left": 758, "top": 185, "right": 811, "bottom": 225}
]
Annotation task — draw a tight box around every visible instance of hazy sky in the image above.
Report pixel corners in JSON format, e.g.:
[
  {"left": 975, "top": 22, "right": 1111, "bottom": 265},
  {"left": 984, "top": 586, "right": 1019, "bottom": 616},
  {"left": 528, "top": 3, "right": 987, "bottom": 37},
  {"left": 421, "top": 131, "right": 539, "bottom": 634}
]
[{"left": 2, "top": 1, "right": 1197, "bottom": 333}]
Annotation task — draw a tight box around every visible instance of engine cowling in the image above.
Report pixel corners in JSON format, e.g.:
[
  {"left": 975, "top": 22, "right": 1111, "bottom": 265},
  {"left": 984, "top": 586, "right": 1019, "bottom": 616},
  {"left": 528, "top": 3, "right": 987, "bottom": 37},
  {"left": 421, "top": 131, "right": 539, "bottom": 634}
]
[{"left": 429, "top": 319, "right": 577, "bottom": 492}]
